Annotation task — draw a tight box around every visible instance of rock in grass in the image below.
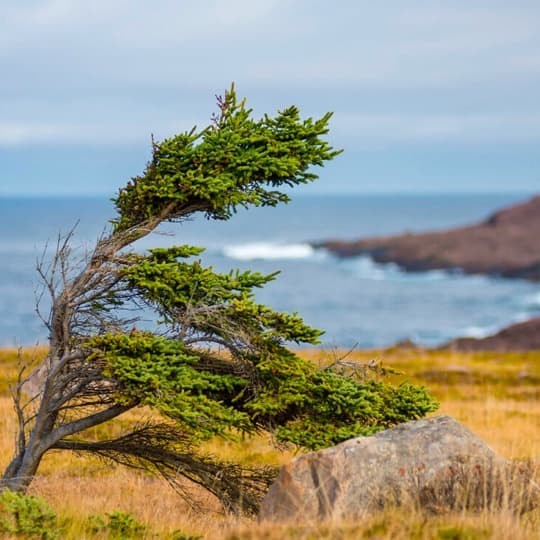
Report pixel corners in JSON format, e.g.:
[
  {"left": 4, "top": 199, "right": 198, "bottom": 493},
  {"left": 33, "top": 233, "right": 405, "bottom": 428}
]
[{"left": 259, "top": 415, "right": 539, "bottom": 522}]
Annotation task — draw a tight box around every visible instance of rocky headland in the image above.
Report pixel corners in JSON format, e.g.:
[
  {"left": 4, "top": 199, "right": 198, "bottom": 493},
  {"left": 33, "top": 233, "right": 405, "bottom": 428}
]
[
  {"left": 443, "top": 317, "right": 540, "bottom": 352},
  {"left": 315, "top": 195, "right": 540, "bottom": 281}
]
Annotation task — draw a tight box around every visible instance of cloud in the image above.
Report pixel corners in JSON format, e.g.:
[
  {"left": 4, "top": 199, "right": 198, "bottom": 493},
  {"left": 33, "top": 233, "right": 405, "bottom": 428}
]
[
  {"left": 3, "top": 112, "right": 540, "bottom": 148},
  {"left": 1, "top": 1, "right": 283, "bottom": 52},
  {"left": 0, "top": 1, "right": 539, "bottom": 193},
  {"left": 0, "top": 118, "right": 203, "bottom": 146},
  {"left": 0, "top": 123, "right": 65, "bottom": 146},
  {"left": 333, "top": 113, "right": 540, "bottom": 144},
  {"left": 2, "top": 1, "right": 537, "bottom": 95}
]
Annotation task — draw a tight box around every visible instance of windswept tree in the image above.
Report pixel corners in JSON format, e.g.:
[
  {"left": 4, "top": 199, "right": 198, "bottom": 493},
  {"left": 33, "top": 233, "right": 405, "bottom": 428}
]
[{"left": 2, "top": 87, "right": 437, "bottom": 514}]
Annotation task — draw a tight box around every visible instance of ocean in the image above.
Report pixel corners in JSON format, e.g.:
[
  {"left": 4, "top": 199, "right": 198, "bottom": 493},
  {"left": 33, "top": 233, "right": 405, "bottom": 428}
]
[{"left": 1, "top": 193, "right": 539, "bottom": 349}]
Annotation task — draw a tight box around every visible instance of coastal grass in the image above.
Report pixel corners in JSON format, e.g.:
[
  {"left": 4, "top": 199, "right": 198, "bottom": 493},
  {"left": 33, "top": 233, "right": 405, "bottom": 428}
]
[{"left": 0, "top": 347, "right": 538, "bottom": 538}]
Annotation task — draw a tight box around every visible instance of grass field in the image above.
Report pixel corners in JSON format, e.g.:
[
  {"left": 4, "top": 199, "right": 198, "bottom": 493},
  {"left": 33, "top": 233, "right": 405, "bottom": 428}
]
[{"left": 0, "top": 346, "right": 538, "bottom": 539}]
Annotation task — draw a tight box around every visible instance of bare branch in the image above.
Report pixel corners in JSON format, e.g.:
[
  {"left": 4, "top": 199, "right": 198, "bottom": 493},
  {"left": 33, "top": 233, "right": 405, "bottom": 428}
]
[
  {"left": 41, "top": 404, "right": 132, "bottom": 450},
  {"left": 10, "top": 348, "right": 29, "bottom": 455},
  {"left": 51, "top": 424, "right": 278, "bottom": 515}
]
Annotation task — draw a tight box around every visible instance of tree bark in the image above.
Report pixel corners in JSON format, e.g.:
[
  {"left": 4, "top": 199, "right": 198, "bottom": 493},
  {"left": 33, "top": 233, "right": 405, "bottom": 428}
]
[{"left": 2, "top": 447, "right": 46, "bottom": 492}]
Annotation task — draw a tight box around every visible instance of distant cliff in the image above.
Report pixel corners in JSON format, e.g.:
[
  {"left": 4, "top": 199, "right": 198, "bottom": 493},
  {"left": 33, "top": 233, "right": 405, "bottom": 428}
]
[
  {"left": 443, "top": 317, "right": 540, "bottom": 352},
  {"left": 315, "top": 195, "right": 540, "bottom": 281}
]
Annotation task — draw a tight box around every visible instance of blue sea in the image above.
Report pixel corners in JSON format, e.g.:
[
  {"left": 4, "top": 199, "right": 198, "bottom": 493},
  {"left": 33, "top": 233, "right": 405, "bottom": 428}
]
[{"left": 1, "top": 193, "right": 539, "bottom": 349}]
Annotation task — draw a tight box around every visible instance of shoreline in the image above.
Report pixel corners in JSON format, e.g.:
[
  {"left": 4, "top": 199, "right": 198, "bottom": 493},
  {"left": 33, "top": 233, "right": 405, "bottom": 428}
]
[{"left": 315, "top": 194, "right": 540, "bottom": 282}]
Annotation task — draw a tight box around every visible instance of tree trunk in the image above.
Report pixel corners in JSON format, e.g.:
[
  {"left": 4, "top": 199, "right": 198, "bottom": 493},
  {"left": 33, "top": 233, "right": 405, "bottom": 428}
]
[{"left": 1, "top": 446, "right": 46, "bottom": 493}]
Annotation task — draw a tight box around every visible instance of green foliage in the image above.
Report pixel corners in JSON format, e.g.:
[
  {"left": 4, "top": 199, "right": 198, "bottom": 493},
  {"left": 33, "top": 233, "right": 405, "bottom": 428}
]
[
  {"left": 87, "top": 510, "right": 146, "bottom": 539},
  {"left": 91, "top": 88, "right": 437, "bottom": 453},
  {"left": 112, "top": 84, "right": 341, "bottom": 231},
  {"left": 90, "top": 332, "right": 251, "bottom": 440},
  {"left": 437, "top": 525, "right": 490, "bottom": 540},
  {"left": 121, "top": 245, "right": 322, "bottom": 345},
  {"left": 0, "top": 490, "right": 60, "bottom": 539},
  {"left": 169, "top": 531, "right": 202, "bottom": 540},
  {"left": 88, "top": 332, "right": 438, "bottom": 451},
  {"left": 245, "top": 351, "right": 439, "bottom": 449}
]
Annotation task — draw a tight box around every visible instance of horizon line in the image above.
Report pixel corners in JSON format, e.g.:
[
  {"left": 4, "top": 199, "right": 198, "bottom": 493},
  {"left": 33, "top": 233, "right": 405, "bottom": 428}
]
[{"left": 0, "top": 190, "right": 536, "bottom": 199}]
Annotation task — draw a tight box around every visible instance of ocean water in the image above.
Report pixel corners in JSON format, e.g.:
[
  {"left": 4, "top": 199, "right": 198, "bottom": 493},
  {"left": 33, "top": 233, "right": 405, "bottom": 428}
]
[{"left": 1, "top": 193, "right": 539, "bottom": 348}]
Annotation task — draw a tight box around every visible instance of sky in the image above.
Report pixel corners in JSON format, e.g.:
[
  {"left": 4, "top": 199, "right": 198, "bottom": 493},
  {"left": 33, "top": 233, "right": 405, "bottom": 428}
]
[{"left": 1, "top": 0, "right": 539, "bottom": 196}]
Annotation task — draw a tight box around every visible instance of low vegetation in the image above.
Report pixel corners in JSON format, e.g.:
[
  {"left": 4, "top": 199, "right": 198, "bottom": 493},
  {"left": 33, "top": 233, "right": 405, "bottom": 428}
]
[{"left": 0, "top": 346, "right": 539, "bottom": 538}]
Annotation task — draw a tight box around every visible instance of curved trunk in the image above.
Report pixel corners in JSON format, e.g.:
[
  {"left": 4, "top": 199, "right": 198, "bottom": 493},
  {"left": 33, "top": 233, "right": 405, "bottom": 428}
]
[
  {"left": 1, "top": 380, "right": 129, "bottom": 494},
  {"left": 2, "top": 446, "right": 46, "bottom": 493}
]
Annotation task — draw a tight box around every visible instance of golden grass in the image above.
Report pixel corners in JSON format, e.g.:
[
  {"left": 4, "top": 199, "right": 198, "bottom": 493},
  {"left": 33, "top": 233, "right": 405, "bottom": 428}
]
[{"left": 0, "top": 347, "right": 538, "bottom": 538}]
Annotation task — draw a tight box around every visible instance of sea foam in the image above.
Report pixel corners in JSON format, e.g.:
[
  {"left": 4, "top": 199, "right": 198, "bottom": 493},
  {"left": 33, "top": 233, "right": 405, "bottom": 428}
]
[
  {"left": 341, "top": 255, "right": 453, "bottom": 282},
  {"left": 460, "top": 325, "right": 496, "bottom": 339},
  {"left": 524, "top": 290, "right": 540, "bottom": 308},
  {"left": 223, "top": 242, "right": 315, "bottom": 261}
]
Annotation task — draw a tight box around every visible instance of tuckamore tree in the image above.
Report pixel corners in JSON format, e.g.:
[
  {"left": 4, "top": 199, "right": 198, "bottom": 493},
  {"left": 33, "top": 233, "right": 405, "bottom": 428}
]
[{"left": 1, "top": 86, "right": 438, "bottom": 514}]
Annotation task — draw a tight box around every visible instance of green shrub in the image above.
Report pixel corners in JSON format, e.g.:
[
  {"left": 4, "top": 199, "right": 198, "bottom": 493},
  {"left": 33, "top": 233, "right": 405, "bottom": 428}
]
[
  {"left": 0, "top": 489, "right": 60, "bottom": 539},
  {"left": 169, "top": 530, "right": 202, "bottom": 540},
  {"left": 437, "top": 525, "right": 490, "bottom": 540},
  {"left": 87, "top": 510, "right": 146, "bottom": 539}
]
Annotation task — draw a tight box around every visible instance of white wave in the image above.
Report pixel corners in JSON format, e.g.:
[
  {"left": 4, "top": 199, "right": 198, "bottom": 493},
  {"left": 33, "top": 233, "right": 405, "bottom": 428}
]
[
  {"left": 460, "top": 313, "right": 539, "bottom": 340},
  {"left": 415, "top": 269, "right": 449, "bottom": 281},
  {"left": 511, "top": 312, "right": 536, "bottom": 324},
  {"left": 223, "top": 242, "right": 316, "bottom": 261},
  {"left": 523, "top": 290, "right": 540, "bottom": 308},
  {"left": 460, "top": 325, "right": 495, "bottom": 339},
  {"left": 342, "top": 255, "right": 454, "bottom": 282},
  {"left": 340, "top": 255, "right": 389, "bottom": 280}
]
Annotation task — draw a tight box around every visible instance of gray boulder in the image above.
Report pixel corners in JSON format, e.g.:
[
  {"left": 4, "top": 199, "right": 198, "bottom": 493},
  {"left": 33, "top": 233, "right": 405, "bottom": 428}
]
[{"left": 260, "top": 415, "right": 538, "bottom": 521}]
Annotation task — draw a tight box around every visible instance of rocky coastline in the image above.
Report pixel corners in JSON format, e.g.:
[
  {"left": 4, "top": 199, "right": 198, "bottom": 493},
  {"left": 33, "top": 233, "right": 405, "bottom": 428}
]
[
  {"left": 315, "top": 195, "right": 540, "bottom": 281},
  {"left": 314, "top": 195, "right": 540, "bottom": 350},
  {"left": 442, "top": 317, "right": 540, "bottom": 352}
]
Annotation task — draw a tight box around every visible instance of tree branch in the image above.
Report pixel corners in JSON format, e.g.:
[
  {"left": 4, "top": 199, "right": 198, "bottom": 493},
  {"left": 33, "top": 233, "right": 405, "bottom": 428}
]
[
  {"left": 41, "top": 404, "right": 132, "bottom": 450},
  {"left": 51, "top": 424, "right": 277, "bottom": 515}
]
